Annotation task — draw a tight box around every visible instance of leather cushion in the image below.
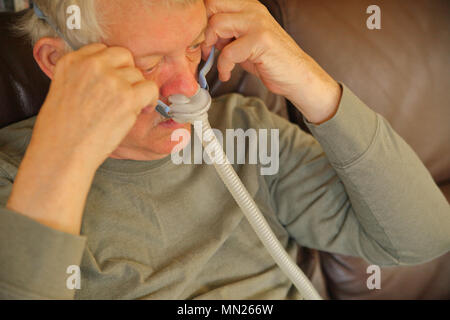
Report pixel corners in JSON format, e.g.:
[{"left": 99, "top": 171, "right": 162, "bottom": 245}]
[{"left": 0, "top": 11, "right": 50, "bottom": 129}]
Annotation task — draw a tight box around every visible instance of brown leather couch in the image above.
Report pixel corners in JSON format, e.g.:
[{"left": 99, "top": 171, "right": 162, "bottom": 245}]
[{"left": 0, "top": 1, "right": 449, "bottom": 299}]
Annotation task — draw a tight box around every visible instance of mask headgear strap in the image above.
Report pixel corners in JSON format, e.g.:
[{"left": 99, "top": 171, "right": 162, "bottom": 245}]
[{"left": 198, "top": 47, "right": 215, "bottom": 91}]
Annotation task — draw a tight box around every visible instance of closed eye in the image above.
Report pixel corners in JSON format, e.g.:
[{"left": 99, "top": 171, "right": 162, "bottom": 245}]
[
  {"left": 142, "top": 62, "right": 160, "bottom": 75},
  {"left": 187, "top": 42, "right": 203, "bottom": 53},
  {"left": 144, "top": 66, "right": 156, "bottom": 74}
]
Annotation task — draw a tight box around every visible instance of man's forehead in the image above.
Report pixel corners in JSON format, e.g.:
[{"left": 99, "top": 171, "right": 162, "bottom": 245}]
[{"left": 99, "top": 0, "right": 207, "bottom": 57}]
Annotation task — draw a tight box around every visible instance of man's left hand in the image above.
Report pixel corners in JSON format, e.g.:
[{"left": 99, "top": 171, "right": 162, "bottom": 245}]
[{"left": 202, "top": 0, "right": 342, "bottom": 124}]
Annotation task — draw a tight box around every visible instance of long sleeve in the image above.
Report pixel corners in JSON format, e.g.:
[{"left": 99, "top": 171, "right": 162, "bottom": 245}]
[
  {"left": 0, "top": 166, "right": 86, "bottom": 299},
  {"left": 266, "top": 84, "right": 450, "bottom": 266}
]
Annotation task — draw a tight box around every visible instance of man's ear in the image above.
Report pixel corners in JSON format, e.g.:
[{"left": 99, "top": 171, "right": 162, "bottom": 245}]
[{"left": 33, "top": 38, "right": 67, "bottom": 80}]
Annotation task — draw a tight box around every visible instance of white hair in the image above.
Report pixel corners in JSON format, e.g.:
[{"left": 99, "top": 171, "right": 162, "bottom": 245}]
[{"left": 16, "top": 0, "right": 199, "bottom": 50}]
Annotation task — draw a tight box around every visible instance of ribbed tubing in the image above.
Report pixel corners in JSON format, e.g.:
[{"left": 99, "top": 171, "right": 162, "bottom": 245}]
[{"left": 194, "top": 115, "right": 322, "bottom": 300}]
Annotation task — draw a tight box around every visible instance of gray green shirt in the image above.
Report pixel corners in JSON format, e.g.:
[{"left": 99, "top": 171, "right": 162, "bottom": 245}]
[{"left": 0, "top": 85, "right": 449, "bottom": 299}]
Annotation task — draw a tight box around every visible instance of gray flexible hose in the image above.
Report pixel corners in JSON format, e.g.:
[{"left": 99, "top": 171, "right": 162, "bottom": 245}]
[{"left": 193, "top": 113, "right": 322, "bottom": 300}]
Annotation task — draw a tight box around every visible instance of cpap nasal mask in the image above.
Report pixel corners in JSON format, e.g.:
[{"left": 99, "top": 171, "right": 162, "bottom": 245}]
[
  {"left": 33, "top": 2, "right": 321, "bottom": 300},
  {"left": 154, "top": 45, "right": 215, "bottom": 121}
]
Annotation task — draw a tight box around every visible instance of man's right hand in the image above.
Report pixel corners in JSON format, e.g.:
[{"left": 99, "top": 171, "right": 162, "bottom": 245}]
[
  {"left": 6, "top": 44, "right": 159, "bottom": 235},
  {"left": 33, "top": 43, "right": 158, "bottom": 168}
]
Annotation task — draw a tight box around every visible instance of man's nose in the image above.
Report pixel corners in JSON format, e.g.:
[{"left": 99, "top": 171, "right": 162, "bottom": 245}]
[{"left": 159, "top": 63, "right": 199, "bottom": 99}]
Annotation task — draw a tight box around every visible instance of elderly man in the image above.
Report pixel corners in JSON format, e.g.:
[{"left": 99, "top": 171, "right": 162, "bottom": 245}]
[{"left": 0, "top": 0, "right": 448, "bottom": 299}]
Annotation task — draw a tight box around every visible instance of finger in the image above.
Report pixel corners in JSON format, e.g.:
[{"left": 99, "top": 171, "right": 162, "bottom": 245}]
[
  {"left": 115, "top": 67, "right": 145, "bottom": 85},
  {"left": 132, "top": 80, "right": 159, "bottom": 113},
  {"left": 203, "top": 12, "right": 251, "bottom": 55},
  {"left": 74, "top": 43, "right": 108, "bottom": 56},
  {"left": 63, "top": 43, "right": 107, "bottom": 64},
  {"left": 201, "top": 37, "right": 232, "bottom": 60},
  {"left": 215, "top": 38, "right": 234, "bottom": 52},
  {"left": 205, "top": 0, "right": 258, "bottom": 18},
  {"left": 93, "top": 46, "right": 136, "bottom": 69},
  {"left": 217, "top": 36, "right": 263, "bottom": 81}
]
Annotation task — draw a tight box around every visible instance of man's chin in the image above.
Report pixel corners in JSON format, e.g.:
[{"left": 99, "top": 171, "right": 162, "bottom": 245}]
[
  {"left": 153, "top": 138, "right": 190, "bottom": 156},
  {"left": 153, "top": 122, "right": 192, "bottom": 154}
]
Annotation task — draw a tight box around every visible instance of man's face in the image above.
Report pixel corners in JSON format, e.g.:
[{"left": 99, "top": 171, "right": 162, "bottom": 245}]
[{"left": 98, "top": 0, "right": 207, "bottom": 159}]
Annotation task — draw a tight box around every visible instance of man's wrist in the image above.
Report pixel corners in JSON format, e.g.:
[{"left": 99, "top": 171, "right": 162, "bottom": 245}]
[
  {"left": 293, "top": 80, "right": 342, "bottom": 125},
  {"left": 305, "top": 81, "right": 342, "bottom": 125},
  {"left": 304, "top": 83, "right": 379, "bottom": 167},
  {"left": 6, "top": 144, "right": 97, "bottom": 235},
  {"left": 285, "top": 59, "right": 343, "bottom": 125}
]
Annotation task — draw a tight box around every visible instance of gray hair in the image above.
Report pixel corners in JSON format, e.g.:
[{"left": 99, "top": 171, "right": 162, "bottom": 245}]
[{"left": 16, "top": 0, "right": 199, "bottom": 50}]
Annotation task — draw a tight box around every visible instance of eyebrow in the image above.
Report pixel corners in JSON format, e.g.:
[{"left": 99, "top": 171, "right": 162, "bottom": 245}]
[{"left": 136, "top": 25, "right": 207, "bottom": 60}]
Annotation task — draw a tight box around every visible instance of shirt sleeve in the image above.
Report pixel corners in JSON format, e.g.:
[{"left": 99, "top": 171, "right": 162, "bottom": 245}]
[
  {"left": 0, "top": 166, "right": 87, "bottom": 299},
  {"left": 264, "top": 84, "right": 450, "bottom": 266}
]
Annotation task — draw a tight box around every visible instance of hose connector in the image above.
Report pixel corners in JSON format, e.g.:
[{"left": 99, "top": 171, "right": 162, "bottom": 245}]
[{"left": 167, "top": 85, "right": 212, "bottom": 124}]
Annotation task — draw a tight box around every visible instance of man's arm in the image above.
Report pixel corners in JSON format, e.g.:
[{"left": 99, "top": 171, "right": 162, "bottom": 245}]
[
  {"left": 264, "top": 84, "right": 450, "bottom": 266},
  {"left": 203, "top": 0, "right": 450, "bottom": 264},
  {"left": 0, "top": 165, "right": 86, "bottom": 299},
  {"left": 6, "top": 44, "right": 158, "bottom": 236},
  {"left": 0, "top": 44, "right": 158, "bottom": 299}
]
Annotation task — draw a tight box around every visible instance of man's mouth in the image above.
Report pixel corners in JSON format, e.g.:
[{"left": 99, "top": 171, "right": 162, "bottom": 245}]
[
  {"left": 158, "top": 118, "right": 185, "bottom": 129},
  {"left": 140, "top": 104, "right": 186, "bottom": 129}
]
